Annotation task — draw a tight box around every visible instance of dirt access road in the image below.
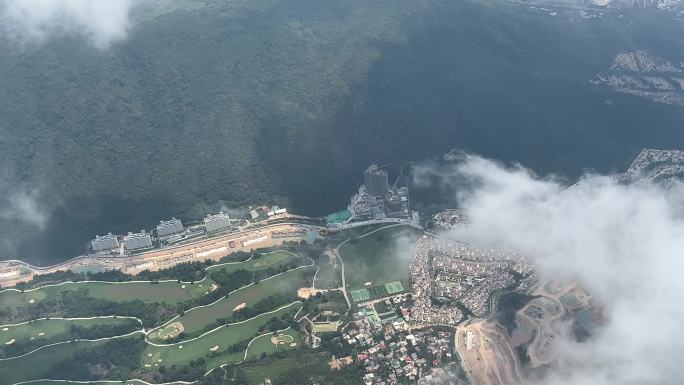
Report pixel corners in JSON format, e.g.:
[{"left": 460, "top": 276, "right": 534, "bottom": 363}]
[{"left": 456, "top": 320, "right": 525, "bottom": 385}]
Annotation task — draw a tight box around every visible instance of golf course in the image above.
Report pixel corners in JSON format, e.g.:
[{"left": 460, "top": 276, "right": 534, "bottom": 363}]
[
  {"left": 142, "top": 302, "right": 303, "bottom": 369},
  {"left": 147, "top": 265, "right": 314, "bottom": 342},
  {"left": 0, "top": 248, "right": 312, "bottom": 385},
  {"left": 244, "top": 329, "right": 302, "bottom": 360},
  {"left": 0, "top": 316, "right": 141, "bottom": 359},
  {"left": 0, "top": 250, "right": 304, "bottom": 314}
]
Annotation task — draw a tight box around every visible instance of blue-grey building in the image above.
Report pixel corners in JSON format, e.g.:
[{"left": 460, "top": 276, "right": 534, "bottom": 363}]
[
  {"left": 124, "top": 230, "right": 153, "bottom": 251},
  {"left": 204, "top": 212, "right": 232, "bottom": 234},
  {"left": 156, "top": 217, "right": 184, "bottom": 238},
  {"left": 91, "top": 233, "right": 119, "bottom": 252}
]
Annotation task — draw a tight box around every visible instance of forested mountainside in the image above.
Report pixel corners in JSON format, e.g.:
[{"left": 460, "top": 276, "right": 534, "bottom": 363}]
[{"left": 2, "top": 0, "right": 684, "bottom": 264}]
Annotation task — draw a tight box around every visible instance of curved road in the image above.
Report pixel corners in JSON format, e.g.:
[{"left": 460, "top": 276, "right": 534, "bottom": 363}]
[{"left": 1, "top": 219, "right": 324, "bottom": 288}]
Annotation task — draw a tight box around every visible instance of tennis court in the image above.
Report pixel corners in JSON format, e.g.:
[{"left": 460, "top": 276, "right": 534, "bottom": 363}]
[
  {"left": 385, "top": 281, "right": 404, "bottom": 294},
  {"left": 367, "top": 285, "right": 388, "bottom": 299},
  {"left": 350, "top": 289, "right": 370, "bottom": 302},
  {"left": 351, "top": 281, "right": 407, "bottom": 303}
]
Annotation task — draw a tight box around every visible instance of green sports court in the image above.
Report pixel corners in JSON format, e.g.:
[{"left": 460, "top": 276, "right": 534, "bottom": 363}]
[
  {"left": 350, "top": 281, "right": 405, "bottom": 302},
  {"left": 350, "top": 289, "right": 370, "bottom": 302},
  {"left": 384, "top": 281, "right": 404, "bottom": 294}
]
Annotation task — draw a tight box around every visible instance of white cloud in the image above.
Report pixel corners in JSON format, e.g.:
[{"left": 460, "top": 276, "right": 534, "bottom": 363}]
[
  {"left": 2, "top": 189, "right": 48, "bottom": 229},
  {"left": 0, "top": 0, "right": 141, "bottom": 48},
  {"left": 422, "top": 154, "right": 684, "bottom": 385}
]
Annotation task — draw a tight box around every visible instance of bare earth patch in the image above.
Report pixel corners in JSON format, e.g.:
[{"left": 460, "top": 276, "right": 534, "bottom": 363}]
[{"left": 297, "top": 287, "right": 320, "bottom": 299}]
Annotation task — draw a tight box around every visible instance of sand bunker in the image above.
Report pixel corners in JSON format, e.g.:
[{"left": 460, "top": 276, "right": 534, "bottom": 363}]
[
  {"left": 28, "top": 298, "right": 35, "bottom": 304},
  {"left": 181, "top": 285, "right": 186, "bottom": 289},
  {"left": 271, "top": 334, "right": 295, "bottom": 345},
  {"left": 38, "top": 332, "right": 45, "bottom": 336},
  {"left": 2, "top": 327, "right": 8, "bottom": 331},
  {"left": 5, "top": 339, "right": 15, "bottom": 345},
  {"left": 157, "top": 322, "right": 184, "bottom": 340},
  {"left": 209, "top": 283, "right": 218, "bottom": 292},
  {"left": 233, "top": 303, "right": 247, "bottom": 312},
  {"left": 297, "top": 287, "right": 320, "bottom": 299},
  {"left": 209, "top": 345, "right": 220, "bottom": 352}
]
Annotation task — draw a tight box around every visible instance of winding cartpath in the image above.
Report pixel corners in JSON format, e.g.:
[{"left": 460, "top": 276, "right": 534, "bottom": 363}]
[{"left": 1, "top": 250, "right": 317, "bottom": 385}]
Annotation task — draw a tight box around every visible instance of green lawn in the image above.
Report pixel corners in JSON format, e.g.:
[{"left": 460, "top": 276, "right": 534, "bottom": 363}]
[
  {"left": 338, "top": 225, "right": 423, "bottom": 290},
  {"left": 0, "top": 249, "right": 311, "bottom": 383},
  {"left": 241, "top": 356, "right": 305, "bottom": 385},
  {"left": 0, "top": 338, "right": 109, "bottom": 384},
  {"left": 0, "top": 281, "right": 196, "bottom": 313},
  {"left": 23, "top": 381, "right": 187, "bottom": 385},
  {"left": 0, "top": 249, "right": 304, "bottom": 315},
  {"left": 244, "top": 329, "right": 302, "bottom": 360},
  {"left": 87, "top": 281, "right": 197, "bottom": 302},
  {"left": 141, "top": 302, "right": 302, "bottom": 369},
  {"left": 150, "top": 266, "right": 314, "bottom": 340},
  {"left": 238, "top": 351, "right": 338, "bottom": 385},
  {"left": 0, "top": 317, "right": 139, "bottom": 358},
  {"left": 253, "top": 250, "right": 297, "bottom": 268},
  {"left": 208, "top": 250, "right": 300, "bottom": 273},
  {"left": 0, "top": 303, "right": 302, "bottom": 384}
]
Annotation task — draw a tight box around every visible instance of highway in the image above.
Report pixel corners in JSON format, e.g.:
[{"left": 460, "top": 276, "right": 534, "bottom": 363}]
[
  {"left": 0, "top": 215, "right": 416, "bottom": 288},
  {"left": 0, "top": 217, "right": 325, "bottom": 288}
]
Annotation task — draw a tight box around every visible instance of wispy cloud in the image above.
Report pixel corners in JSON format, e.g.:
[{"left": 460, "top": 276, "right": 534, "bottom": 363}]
[
  {"left": 1, "top": 189, "right": 48, "bottom": 229},
  {"left": 416, "top": 154, "right": 684, "bottom": 385},
  {"left": 0, "top": 0, "right": 142, "bottom": 49}
]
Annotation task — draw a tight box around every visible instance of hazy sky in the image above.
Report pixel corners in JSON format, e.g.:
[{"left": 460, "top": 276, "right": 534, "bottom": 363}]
[
  {"left": 0, "top": 0, "right": 141, "bottom": 48},
  {"left": 416, "top": 153, "right": 684, "bottom": 385}
]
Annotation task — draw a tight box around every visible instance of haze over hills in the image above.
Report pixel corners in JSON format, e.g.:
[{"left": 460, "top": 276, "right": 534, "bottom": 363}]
[{"left": 2, "top": 0, "right": 684, "bottom": 264}]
